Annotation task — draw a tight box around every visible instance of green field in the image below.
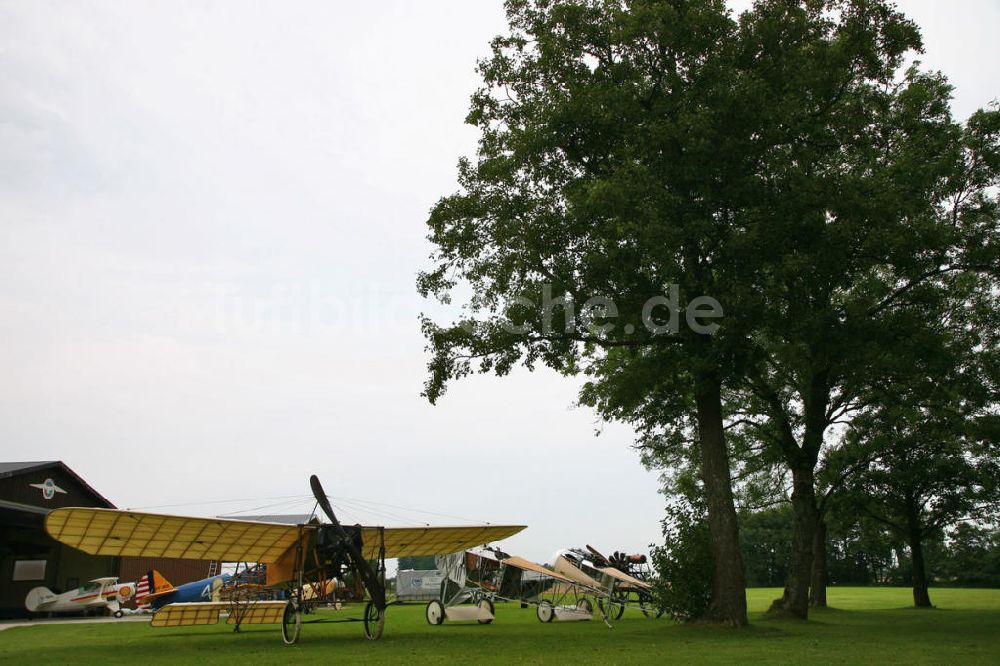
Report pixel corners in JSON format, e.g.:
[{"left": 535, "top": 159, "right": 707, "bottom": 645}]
[{"left": 2, "top": 588, "right": 998, "bottom": 664}]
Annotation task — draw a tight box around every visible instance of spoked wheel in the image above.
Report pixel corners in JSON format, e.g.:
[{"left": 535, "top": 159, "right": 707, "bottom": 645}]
[
  {"left": 577, "top": 598, "right": 593, "bottom": 614},
  {"left": 363, "top": 600, "right": 385, "bottom": 640},
  {"left": 477, "top": 598, "right": 495, "bottom": 624},
  {"left": 598, "top": 597, "right": 626, "bottom": 621},
  {"left": 640, "top": 596, "right": 664, "bottom": 619},
  {"left": 425, "top": 599, "right": 445, "bottom": 626},
  {"left": 536, "top": 600, "right": 555, "bottom": 623},
  {"left": 281, "top": 601, "right": 301, "bottom": 645}
]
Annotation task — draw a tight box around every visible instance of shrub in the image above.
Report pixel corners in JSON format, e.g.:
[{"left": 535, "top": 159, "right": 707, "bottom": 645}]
[{"left": 650, "top": 500, "right": 714, "bottom": 621}]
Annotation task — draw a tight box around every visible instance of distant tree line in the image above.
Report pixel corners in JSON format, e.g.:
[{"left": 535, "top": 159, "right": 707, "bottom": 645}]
[{"left": 741, "top": 506, "right": 1000, "bottom": 589}]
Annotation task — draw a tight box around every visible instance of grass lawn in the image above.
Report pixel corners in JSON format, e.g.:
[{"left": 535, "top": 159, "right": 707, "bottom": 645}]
[{"left": 1, "top": 587, "right": 998, "bottom": 664}]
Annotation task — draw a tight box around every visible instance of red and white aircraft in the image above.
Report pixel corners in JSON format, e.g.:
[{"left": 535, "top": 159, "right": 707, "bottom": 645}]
[{"left": 25, "top": 577, "right": 134, "bottom": 617}]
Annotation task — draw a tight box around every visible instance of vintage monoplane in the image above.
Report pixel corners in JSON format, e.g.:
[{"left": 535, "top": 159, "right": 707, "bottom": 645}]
[
  {"left": 44, "top": 475, "right": 525, "bottom": 643},
  {"left": 426, "top": 548, "right": 613, "bottom": 626},
  {"left": 554, "top": 545, "right": 660, "bottom": 619}
]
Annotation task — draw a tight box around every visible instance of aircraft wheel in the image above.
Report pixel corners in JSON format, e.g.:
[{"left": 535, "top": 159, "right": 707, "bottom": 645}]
[
  {"left": 536, "top": 601, "right": 555, "bottom": 623},
  {"left": 363, "top": 601, "right": 385, "bottom": 640},
  {"left": 281, "top": 601, "right": 301, "bottom": 645},
  {"left": 577, "top": 598, "right": 593, "bottom": 614},
  {"left": 425, "top": 599, "right": 445, "bottom": 625},
  {"left": 113, "top": 609, "right": 124, "bottom": 619},
  {"left": 477, "top": 598, "right": 494, "bottom": 624},
  {"left": 640, "top": 598, "right": 663, "bottom": 619},
  {"left": 598, "top": 598, "right": 625, "bottom": 621}
]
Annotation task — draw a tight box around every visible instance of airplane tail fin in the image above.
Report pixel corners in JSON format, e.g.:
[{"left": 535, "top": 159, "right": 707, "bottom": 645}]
[
  {"left": 136, "top": 570, "right": 175, "bottom": 602},
  {"left": 24, "top": 586, "right": 55, "bottom": 612}
]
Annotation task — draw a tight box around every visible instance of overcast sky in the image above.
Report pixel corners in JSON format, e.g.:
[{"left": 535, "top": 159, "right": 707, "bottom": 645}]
[{"left": 2, "top": 1, "right": 998, "bottom": 565}]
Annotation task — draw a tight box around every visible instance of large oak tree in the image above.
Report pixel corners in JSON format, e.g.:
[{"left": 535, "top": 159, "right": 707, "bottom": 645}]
[{"left": 419, "top": 0, "right": 999, "bottom": 624}]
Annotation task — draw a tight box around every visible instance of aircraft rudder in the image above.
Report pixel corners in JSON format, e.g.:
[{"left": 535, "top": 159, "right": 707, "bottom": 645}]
[
  {"left": 136, "top": 569, "right": 175, "bottom": 601},
  {"left": 24, "top": 586, "right": 54, "bottom": 612},
  {"left": 152, "top": 569, "right": 174, "bottom": 592}
]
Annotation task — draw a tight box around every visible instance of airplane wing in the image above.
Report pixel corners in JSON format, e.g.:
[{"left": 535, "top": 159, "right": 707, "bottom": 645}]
[
  {"left": 600, "top": 566, "right": 652, "bottom": 590},
  {"left": 45, "top": 508, "right": 302, "bottom": 562},
  {"left": 361, "top": 525, "right": 526, "bottom": 560},
  {"left": 151, "top": 601, "right": 286, "bottom": 627},
  {"left": 501, "top": 555, "right": 605, "bottom": 594},
  {"left": 46, "top": 508, "right": 525, "bottom": 564},
  {"left": 553, "top": 555, "right": 604, "bottom": 587}
]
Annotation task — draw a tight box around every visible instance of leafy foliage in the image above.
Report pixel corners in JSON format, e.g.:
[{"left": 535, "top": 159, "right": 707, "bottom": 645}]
[
  {"left": 650, "top": 500, "right": 714, "bottom": 622},
  {"left": 933, "top": 524, "right": 1000, "bottom": 588},
  {"left": 740, "top": 506, "right": 792, "bottom": 587},
  {"left": 824, "top": 513, "right": 896, "bottom": 586}
]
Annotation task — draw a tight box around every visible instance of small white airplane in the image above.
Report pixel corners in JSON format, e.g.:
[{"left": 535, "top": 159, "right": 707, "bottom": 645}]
[{"left": 25, "top": 577, "right": 134, "bottom": 617}]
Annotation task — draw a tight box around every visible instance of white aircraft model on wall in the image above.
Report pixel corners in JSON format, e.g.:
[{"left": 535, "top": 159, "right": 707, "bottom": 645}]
[{"left": 25, "top": 577, "right": 133, "bottom": 617}]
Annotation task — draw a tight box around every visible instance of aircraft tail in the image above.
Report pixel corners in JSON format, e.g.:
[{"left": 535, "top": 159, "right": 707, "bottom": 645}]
[
  {"left": 24, "top": 586, "right": 55, "bottom": 612},
  {"left": 135, "top": 570, "right": 176, "bottom": 602}
]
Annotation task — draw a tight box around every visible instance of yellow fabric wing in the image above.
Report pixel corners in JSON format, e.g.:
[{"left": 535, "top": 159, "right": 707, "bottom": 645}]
[
  {"left": 45, "top": 508, "right": 301, "bottom": 562},
  {"left": 503, "top": 555, "right": 606, "bottom": 595},
  {"left": 553, "top": 555, "right": 603, "bottom": 587},
  {"left": 502, "top": 555, "right": 575, "bottom": 583},
  {"left": 151, "top": 602, "right": 226, "bottom": 627},
  {"left": 600, "top": 566, "right": 652, "bottom": 590},
  {"left": 360, "top": 524, "right": 526, "bottom": 560},
  {"left": 226, "top": 601, "right": 287, "bottom": 625},
  {"left": 46, "top": 508, "right": 524, "bottom": 564},
  {"left": 150, "top": 601, "right": 286, "bottom": 627}
]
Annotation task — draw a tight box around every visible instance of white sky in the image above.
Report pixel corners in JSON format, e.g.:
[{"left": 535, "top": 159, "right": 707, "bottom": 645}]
[{"left": 1, "top": 0, "right": 997, "bottom": 565}]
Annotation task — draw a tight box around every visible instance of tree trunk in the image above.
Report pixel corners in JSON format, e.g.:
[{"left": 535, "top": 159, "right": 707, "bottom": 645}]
[
  {"left": 694, "top": 373, "right": 748, "bottom": 626},
  {"left": 909, "top": 531, "right": 932, "bottom": 608},
  {"left": 768, "top": 370, "right": 829, "bottom": 619},
  {"left": 769, "top": 464, "right": 818, "bottom": 619},
  {"left": 809, "top": 515, "right": 827, "bottom": 607}
]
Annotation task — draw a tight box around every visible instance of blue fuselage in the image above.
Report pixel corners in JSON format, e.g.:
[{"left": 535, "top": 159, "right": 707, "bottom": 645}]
[{"left": 150, "top": 574, "right": 231, "bottom": 610}]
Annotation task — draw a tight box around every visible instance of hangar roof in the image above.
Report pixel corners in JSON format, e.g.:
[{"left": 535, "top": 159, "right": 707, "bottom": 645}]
[
  {"left": 0, "top": 460, "right": 115, "bottom": 509},
  {"left": 0, "top": 461, "right": 60, "bottom": 477}
]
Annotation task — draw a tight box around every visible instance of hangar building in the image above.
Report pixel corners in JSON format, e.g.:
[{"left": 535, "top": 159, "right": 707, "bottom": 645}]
[
  {"left": 1, "top": 461, "right": 218, "bottom": 617},
  {"left": 0, "top": 461, "right": 117, "bottom": 618}
]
